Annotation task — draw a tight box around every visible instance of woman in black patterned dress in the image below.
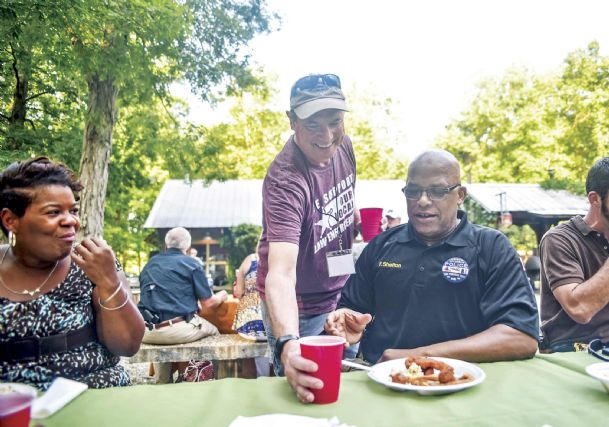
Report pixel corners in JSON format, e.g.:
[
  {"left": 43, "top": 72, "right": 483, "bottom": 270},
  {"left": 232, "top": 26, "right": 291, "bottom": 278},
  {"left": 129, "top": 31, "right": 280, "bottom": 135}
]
[{"left": 0, "top": 157, "right": 145, "bottom": 390}]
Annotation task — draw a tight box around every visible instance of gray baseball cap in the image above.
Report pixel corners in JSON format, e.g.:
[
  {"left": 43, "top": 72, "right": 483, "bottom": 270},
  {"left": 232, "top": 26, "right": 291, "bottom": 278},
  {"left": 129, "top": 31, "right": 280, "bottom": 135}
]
[{"left": 289, "top": 74, "right": 349, "bottom": 119}]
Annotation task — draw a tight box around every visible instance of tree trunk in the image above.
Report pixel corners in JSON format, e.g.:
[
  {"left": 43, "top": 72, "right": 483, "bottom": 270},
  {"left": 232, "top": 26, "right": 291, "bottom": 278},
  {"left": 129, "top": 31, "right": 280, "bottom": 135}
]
[
  {"left": 78, "top": 74, "right": 118, "bottom": 238},
  {"left": 7, "top": 45, "right": 30, "bottom": 150}
]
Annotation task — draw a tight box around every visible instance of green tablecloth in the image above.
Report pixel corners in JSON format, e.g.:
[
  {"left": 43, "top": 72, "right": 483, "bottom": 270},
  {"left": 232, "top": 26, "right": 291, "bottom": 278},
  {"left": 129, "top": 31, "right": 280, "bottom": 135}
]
[{"left": 42, "top": 352, "right": 609, "bottom": 427}]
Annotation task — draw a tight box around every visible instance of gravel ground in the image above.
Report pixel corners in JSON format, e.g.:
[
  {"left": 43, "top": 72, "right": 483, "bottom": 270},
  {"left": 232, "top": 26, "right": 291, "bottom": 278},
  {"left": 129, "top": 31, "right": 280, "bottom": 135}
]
[{"left": 120, "top": 359, "right": 155, "bottom": 385}]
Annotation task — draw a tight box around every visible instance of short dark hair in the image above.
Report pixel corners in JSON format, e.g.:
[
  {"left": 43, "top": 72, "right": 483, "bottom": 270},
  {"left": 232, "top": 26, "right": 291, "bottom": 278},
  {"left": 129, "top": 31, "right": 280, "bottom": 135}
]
[
  {"left": 0, "top": 156, "right": 82, "bottom": 236},
  {"left": 586, "top": 157, "right": 609, "bottom": 199}
]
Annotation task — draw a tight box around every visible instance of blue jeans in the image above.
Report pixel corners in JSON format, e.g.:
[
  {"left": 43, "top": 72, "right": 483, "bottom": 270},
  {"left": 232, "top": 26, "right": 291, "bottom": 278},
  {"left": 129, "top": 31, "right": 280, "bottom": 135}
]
[{"left": 261, "top": 300, "right": 359, "bottom": 376}]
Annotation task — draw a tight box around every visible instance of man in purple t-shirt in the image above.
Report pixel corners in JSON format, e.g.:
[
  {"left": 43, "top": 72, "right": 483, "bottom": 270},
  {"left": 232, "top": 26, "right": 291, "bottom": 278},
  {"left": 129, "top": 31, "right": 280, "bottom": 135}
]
[{"left": 257, "top": 73, "right": 358, "bottom": 402}]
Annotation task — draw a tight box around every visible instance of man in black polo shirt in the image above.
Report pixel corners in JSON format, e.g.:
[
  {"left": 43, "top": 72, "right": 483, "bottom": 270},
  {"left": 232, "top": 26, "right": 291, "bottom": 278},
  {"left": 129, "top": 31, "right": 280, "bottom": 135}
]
[
  {"left": 325, "top": 149, "right": 539, "bottom": 363},
  {"left": 138, "top": 227, "right": 227, "bottom": 383}
]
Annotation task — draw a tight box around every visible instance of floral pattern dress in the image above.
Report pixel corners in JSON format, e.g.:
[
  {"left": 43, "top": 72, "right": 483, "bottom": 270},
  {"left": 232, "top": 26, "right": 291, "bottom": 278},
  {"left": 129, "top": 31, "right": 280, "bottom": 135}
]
[
  {"left": 0, "top": 261, "right": 131, "bottom": 390},
  {"left": 232, "top": 257, "right": 265, "bottom": 335}
]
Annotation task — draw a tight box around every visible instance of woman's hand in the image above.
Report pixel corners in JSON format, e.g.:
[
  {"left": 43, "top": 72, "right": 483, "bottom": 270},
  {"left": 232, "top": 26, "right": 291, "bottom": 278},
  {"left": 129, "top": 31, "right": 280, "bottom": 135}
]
[
  {"left": 73, "top": 237, "right": 145, "bottom": 356},
  {"left": 71, "top": 237, "right": 120, "bottom": 293}
]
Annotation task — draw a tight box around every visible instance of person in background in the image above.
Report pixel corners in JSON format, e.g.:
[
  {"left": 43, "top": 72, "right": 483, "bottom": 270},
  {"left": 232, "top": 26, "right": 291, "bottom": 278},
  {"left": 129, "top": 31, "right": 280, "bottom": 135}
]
[
  {"left": 187, "top": 247, "right": 204, "bottom": 265},
  {"left": 539, "top": 157, "right": 609, "bottom": 352},
  {"left": 384, "top": 209, "right": 402, "bottom": 229},
  {"left": 325, "top": 149, "right": 539, "bottom": 374},
  {"left": 257, "top": 73, "right": 358, "bottom": 401},
  {"left": 138, "top": 227, "right": 227, "bottom": 383},
  {"left": 0, "top": 157, "right": 144, "bottom": 390},
  {"left": 233, "top": 249, "right": 269, "bottom": 376}
]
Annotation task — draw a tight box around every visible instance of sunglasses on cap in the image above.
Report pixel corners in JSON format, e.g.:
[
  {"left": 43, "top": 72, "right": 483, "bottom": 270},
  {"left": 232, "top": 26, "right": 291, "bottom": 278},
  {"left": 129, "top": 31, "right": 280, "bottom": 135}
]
[
  {"left": 401, "top": 183, "right": 461, "bottom": 201},
  {"left": 290, "top": 74, "right": 342, "bottom": 98},
  {"left": 588, "top": 339, "right": 609, "bottom": 362}
]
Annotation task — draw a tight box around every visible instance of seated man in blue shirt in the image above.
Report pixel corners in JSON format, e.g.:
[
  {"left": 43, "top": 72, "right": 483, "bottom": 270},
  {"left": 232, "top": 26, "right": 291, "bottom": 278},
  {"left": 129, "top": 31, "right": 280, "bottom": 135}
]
[
  {"left": 323, "top": 149, "right": 539, "bottom": 368},
  {"left": 138, "top": 227, "right": 227, "bottom": 383}
]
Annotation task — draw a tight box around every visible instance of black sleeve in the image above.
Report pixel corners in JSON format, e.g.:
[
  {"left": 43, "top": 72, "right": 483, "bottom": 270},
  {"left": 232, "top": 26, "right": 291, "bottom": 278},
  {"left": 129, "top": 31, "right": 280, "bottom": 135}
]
[{"left": 479, "top": 230, "right": 540, "bottom": 340}]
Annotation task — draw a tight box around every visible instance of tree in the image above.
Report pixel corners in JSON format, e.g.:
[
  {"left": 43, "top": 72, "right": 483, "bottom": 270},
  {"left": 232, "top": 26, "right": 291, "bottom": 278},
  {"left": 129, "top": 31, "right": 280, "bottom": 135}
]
[
  {"left": 1, "top": 0, "right": 277, "bottom": 237},
  {"left": 219, "top": 224, "right": 261, "bottom": 281},
  {"left": 437, "top": 42, "right": 609, "bottom": 191},
  {"left": 0, "top": 1, "right": 83, "bottom": 167}
]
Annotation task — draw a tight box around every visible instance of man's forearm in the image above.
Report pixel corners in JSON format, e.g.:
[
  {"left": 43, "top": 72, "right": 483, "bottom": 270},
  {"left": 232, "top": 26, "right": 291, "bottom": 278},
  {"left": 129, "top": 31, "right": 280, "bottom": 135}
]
[
  {"left": 413, "top": 324, "right": 537, "bottom": 362},
  {"left": 564, "top": 260, "right": 609, "bottom": 322},
  {"left": 265, "top": 271, "right": 300, "bottom": 338}
]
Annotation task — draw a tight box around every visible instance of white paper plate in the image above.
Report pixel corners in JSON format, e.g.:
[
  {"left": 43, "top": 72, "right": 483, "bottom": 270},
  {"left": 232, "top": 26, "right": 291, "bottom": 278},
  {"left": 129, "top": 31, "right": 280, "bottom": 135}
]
[
  {"left": 367, "top": 357, "right": 485, "bottom": 395},
  {"left": 237, "top": 331, "right": 267, "bottom": 342},
  {"left": 585, "top": 362, "right": 609, "bottom": 393}
]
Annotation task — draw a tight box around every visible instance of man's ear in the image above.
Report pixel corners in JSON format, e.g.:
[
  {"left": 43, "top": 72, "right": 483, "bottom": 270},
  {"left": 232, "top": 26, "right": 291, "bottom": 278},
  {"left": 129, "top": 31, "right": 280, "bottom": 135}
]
[
  {"left": 457, "top": 186, "right": 468, "bottom": 205},
  {"left": 286, "top": 110, "right": 297, "bottom": 130},
  {"left": 588, "top": 191, "right": 602, "bottom": 207}
]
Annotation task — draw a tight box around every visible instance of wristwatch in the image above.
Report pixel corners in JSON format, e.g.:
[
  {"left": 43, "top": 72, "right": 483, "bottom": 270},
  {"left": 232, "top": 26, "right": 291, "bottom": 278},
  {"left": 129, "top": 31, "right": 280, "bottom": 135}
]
[{"left": 274, "top": 334, "right": 300, "bottom": 362}]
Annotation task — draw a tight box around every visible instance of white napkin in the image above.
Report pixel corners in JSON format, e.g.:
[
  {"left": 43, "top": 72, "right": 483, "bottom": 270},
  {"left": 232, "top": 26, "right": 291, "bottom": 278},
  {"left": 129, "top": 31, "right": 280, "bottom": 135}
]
[
  {"left": 31, "top": 377, "right": 88, "bottom": 419},
  {"left": 228, "top": 414, "right": 355, "bottom": 427}
]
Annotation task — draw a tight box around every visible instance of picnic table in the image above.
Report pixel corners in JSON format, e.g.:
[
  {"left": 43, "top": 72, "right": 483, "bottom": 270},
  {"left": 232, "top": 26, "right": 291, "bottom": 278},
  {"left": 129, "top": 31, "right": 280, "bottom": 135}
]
[
  {"left": 43, "top": 352, "right": 609, "bottom": 426},
  {"left": 125, "top": 334, "right": 268, "bottom": 379}
]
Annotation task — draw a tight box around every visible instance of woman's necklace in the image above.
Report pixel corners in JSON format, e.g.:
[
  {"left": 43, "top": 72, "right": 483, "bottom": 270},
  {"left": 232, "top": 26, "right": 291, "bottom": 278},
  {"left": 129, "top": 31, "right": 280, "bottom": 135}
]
[{"left": 0, "top": 247, "right": 59, "bottom": 297}]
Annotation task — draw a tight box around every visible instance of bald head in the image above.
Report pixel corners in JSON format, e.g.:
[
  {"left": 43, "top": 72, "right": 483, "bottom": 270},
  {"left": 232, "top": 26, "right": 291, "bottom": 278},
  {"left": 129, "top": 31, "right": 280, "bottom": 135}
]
[
  {"left": 404, "top": 149, "right": 466, "bottom": 245},
  {"left": 408, "top": 149, "right": 461, "bottom": 183},
  {"left": 165, "top": 227, "right": 191, "bottom": 251}
]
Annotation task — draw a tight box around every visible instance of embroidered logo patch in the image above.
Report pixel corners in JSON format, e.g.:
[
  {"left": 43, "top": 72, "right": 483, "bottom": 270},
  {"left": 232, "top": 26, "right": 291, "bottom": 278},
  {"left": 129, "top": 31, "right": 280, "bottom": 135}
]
[{"left": 442, "top": 257, "right": 469, "bottom": 283}]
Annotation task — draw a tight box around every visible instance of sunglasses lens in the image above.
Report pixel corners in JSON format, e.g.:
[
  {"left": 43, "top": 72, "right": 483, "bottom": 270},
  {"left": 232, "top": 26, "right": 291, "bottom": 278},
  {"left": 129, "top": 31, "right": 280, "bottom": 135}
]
[
  {"left": 403, "top": 188, "right": 421, "bottom": 199},
  {"left": 427, "top": 188, "right": 447, "bottom": 199},
  {"left": 293, "top": 74, "right": 341, "bottom": 94}
]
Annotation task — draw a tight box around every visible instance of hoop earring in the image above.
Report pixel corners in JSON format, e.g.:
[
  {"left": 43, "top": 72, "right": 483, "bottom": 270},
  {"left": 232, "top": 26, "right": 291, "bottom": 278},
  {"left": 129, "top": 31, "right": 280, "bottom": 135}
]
[{"left": 8, "top": 231, "right": 16, "bottom": 247}]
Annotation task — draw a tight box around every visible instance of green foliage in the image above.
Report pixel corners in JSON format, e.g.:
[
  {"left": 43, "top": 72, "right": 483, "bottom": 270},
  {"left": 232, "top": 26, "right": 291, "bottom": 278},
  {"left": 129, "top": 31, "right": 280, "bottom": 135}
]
[
  {"left": 349, "top": 119, "right": 409, "bottom": 179},
  {"left": 219, "top": 224, "right": 261, "bottom": 279},
  {"left": 437, "top": 42, "right": 609, "bottom": 189},
  {"left": 0, "top": 0, "right": 84, "bottom": 165},
  {"left": 346, "top": 86, "right": 410, "bottom": 179},
  {"left": 198, "top": 86, "right": 286, "bottom": 180},
  {"left": 461, "top": 198, "right": 537, "bottom": 252}
]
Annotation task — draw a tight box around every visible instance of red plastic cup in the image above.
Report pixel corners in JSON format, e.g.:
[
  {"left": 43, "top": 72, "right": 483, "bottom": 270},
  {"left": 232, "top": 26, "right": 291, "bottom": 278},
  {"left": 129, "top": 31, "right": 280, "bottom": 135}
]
[
  {"left": 0, "top": 383, "right": 37, "bottom": 427},
  {"left": 359, "top": 207, "right": 383, "bottom": 242},
  {"left": 299, "top": 335, "right": 345, "bottom": 404}
]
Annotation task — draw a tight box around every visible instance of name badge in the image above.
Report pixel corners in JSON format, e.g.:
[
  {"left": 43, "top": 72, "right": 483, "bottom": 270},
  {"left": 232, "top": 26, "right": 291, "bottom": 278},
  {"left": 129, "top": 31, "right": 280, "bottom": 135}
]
[{"left": 326, "top": 249, "right": 355, "bottom": 277}]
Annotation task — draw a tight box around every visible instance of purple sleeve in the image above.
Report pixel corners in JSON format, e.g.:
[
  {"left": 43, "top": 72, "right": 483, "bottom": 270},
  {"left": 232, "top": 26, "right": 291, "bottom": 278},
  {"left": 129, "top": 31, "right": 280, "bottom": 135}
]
[{"left": 263, "top": 166, "right": 307, "bottom": 245}]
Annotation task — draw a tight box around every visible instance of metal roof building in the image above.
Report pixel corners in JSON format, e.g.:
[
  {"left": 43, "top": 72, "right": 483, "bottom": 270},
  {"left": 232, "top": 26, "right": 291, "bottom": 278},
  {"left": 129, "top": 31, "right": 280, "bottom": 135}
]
[
  {"left": 465, "top": 183, "right": 588, "bottom": 242},
  {"left": 143, "top": 179, "right": 409, "bottom": 232}
]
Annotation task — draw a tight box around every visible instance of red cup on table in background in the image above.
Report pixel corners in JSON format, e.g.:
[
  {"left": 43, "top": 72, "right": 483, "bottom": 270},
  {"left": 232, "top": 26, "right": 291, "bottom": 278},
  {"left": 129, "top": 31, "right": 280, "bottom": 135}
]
[
  {"left": 0, "top": 383, "right": 37, "bottom": 427},
  {"left": 359, "top": 207, "right": 383, "bottom": 242},
  {"left": 299, "top": 335, "right": 346, "bottom": 404}
]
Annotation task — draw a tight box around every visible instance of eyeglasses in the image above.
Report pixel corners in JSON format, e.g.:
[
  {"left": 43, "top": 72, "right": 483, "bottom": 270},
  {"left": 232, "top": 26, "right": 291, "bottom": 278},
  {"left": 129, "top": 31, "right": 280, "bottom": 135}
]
[
  {"left": 401, "top": 183, "right": 461, "bottom": 201},
  {"left": 588, "top": 339, "right": 609, "bottom": 362},
  {"left": 291, "top": 74, "right": 342, "bottom": 98}
]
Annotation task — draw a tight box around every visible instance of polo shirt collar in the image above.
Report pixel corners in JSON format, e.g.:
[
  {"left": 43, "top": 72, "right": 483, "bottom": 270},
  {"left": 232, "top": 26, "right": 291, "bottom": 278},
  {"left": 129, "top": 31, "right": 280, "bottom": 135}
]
[
  {"left": 165, "top": 248, "right": 184, "bottom": 255},
  {"left": 397, "top": 210, "right": 470, "bottom": 247},
  {"left": 572, "top": 215, "right": 595, "bottom": 236}
]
